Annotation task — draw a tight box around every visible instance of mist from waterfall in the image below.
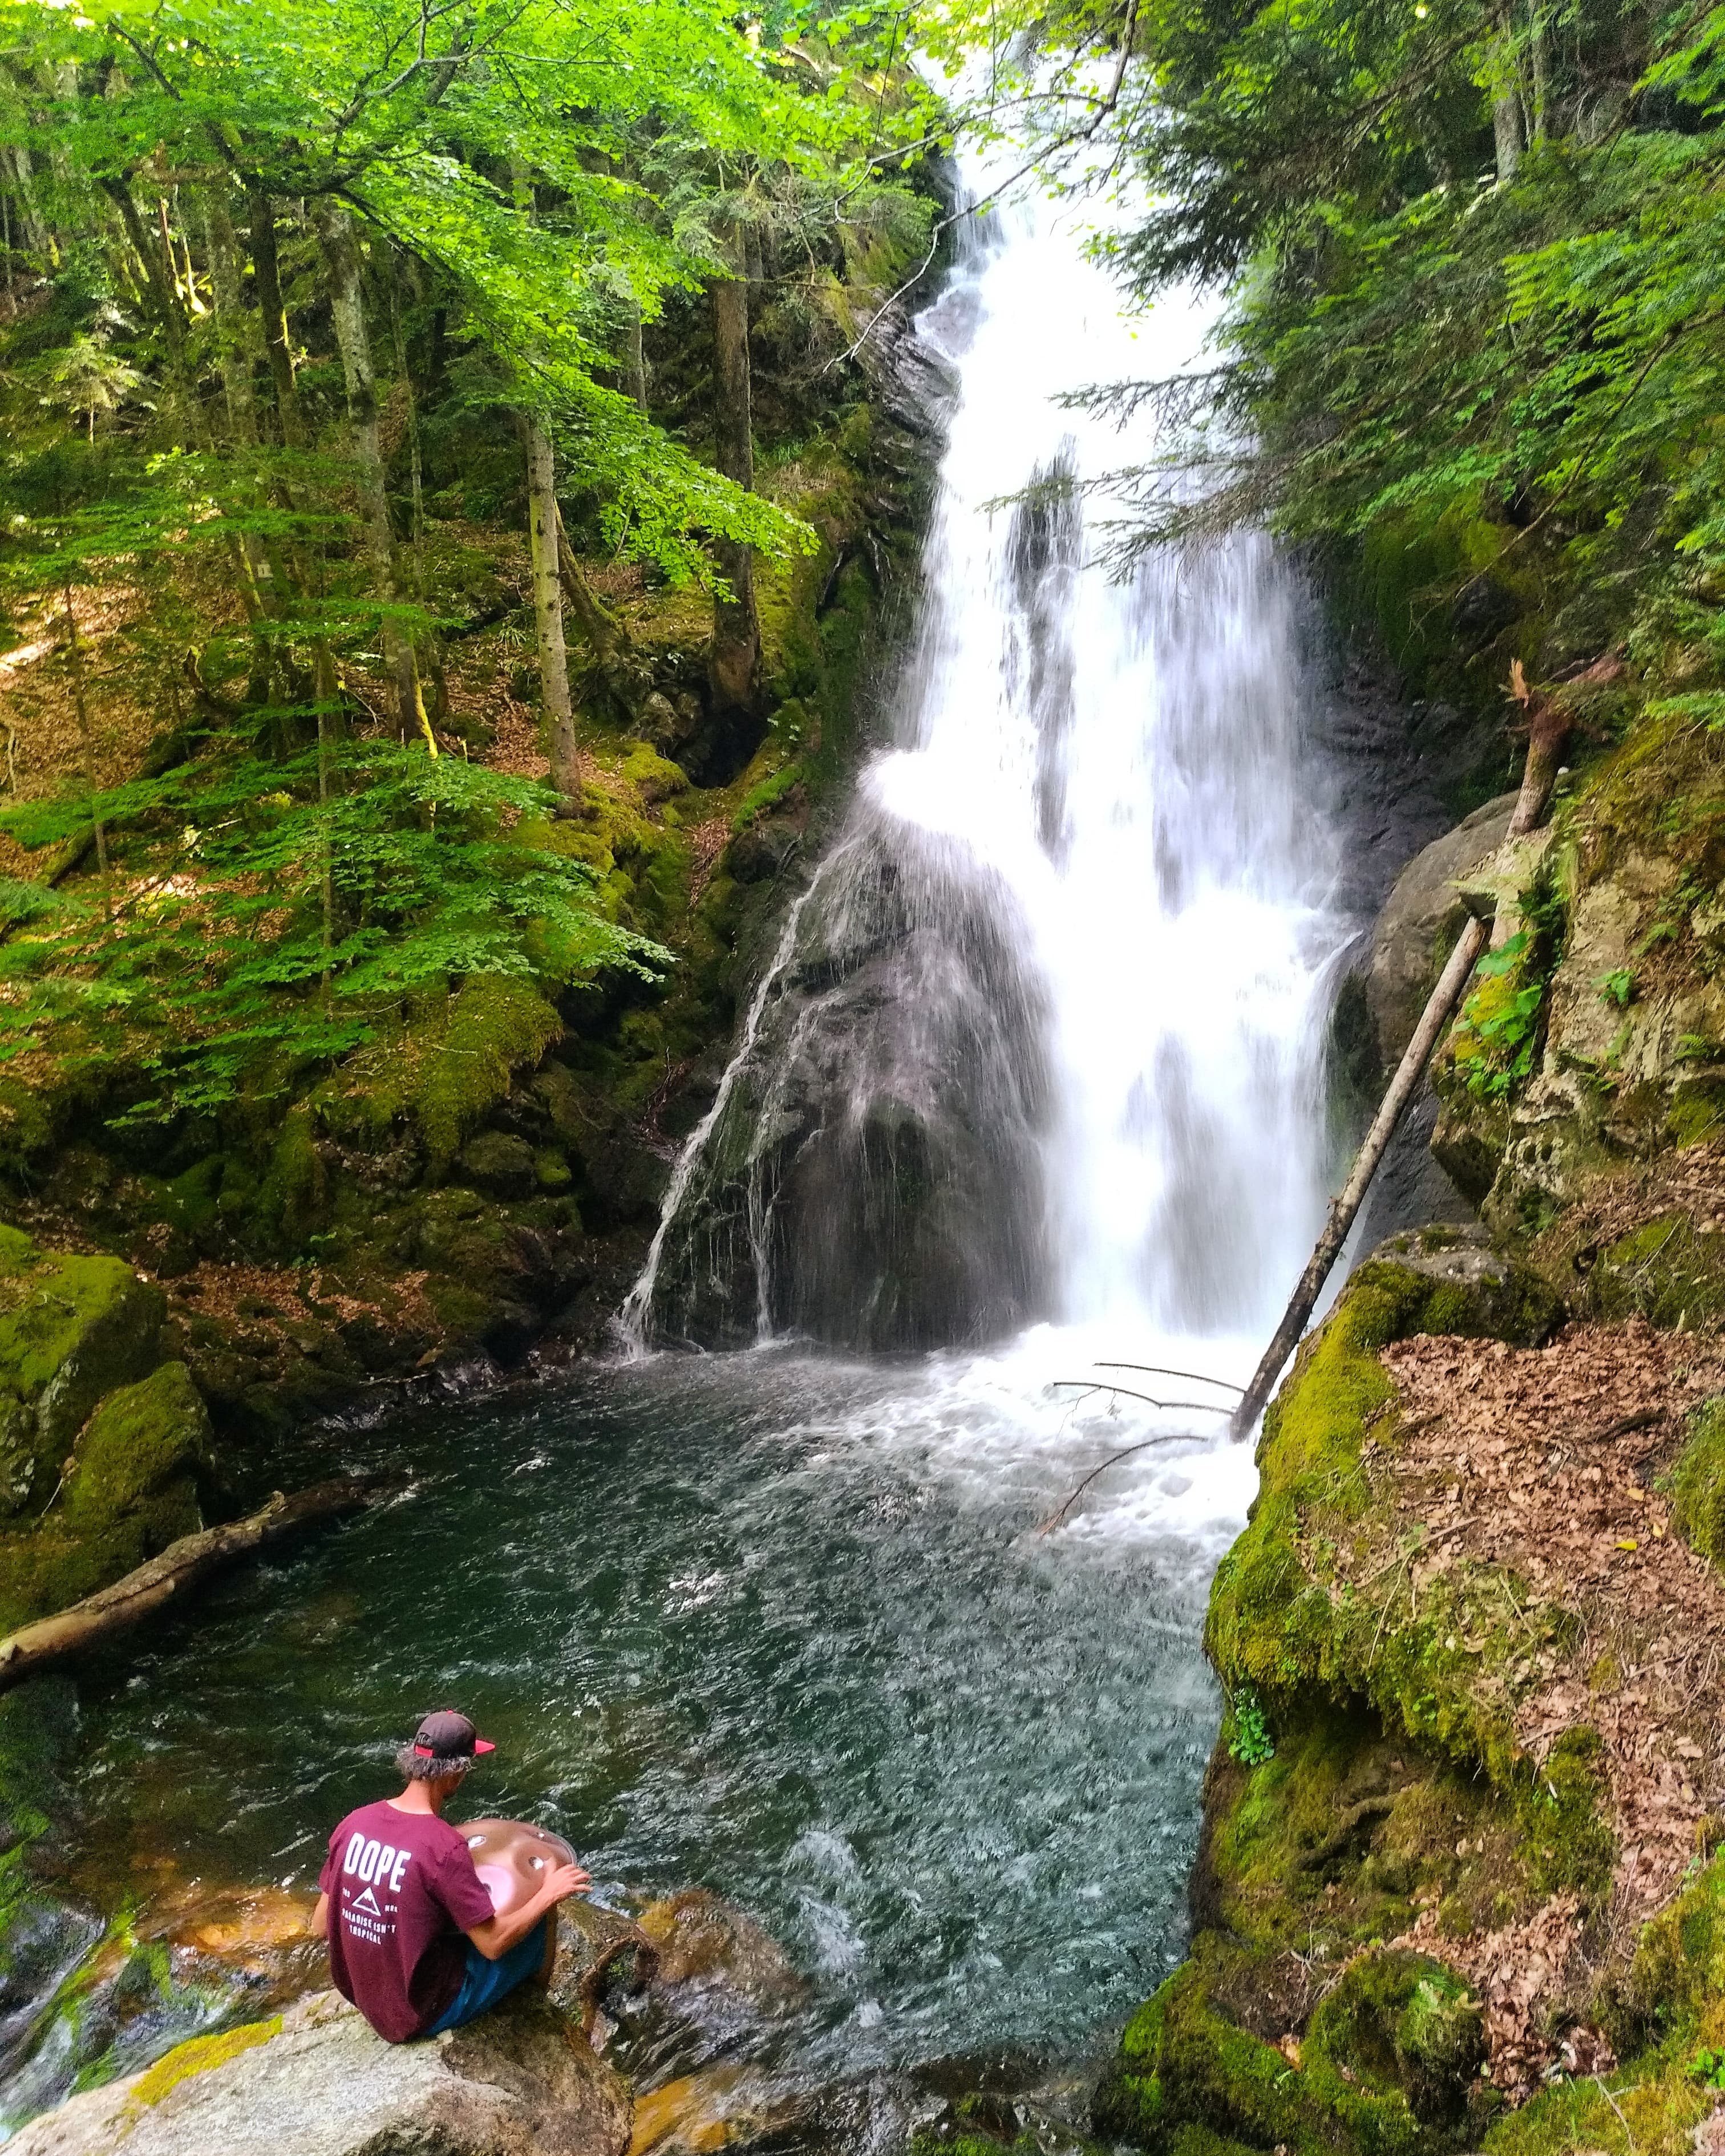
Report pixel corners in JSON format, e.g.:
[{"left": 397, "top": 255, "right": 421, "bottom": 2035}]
[{"left": 625, "top": 164, "right": 1354, "bottom": 1385}]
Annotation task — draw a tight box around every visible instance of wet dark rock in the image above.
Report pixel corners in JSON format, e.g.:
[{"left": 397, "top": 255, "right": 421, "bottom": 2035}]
[
  {"left": 457, "top": 1131, "right": 537, "bottom": 1201},
  {"left": 726, "top": 822, "right": 799, "bottom": 885},
  {"left": 1448, "top": 572, "right": 1523, "bottom": 649}
]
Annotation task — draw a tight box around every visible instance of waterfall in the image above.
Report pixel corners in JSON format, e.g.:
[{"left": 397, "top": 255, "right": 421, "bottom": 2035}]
[{"left": 624, "top": 175, "right": 1353, "bottom": 1361}]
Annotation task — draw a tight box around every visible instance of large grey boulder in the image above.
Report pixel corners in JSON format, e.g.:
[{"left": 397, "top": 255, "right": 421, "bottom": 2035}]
[
  {"left": 7, "top": 1987, "right": 631, "bottom": 2156},
  {"left": 1367, "top": 792, "right": 1517, "bottom": 1069}
]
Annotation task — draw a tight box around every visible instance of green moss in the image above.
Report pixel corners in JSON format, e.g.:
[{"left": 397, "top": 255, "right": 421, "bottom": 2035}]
[
  {"left": 64, "top": 1360, "right": 210, "bottom": 1533},
  {"left": 1302, "top": 1951, "right": 1486, "bottom": 2148},
  {"left": 257, "top": 1105, "right": 326, "bottom": 1245},
  {"left": 1670, "top": 1397, "right": 1725, "bottom": 1566},
  {"left": 129, "top": 2015, "right": 282, "bottom": 2107},
  {"left": 620, "top": 743, "right": 689, "bottom": 804},
  {"left": 0, "top": 1238, "right": 165, "bottom": 1515},
  {"left": 329, "top": 976, "right": 563, "bottom": 1166},
  {"left": 732, "top": 760, "right": 803, "bottom": 833},
  {"left": 1584, "top": 1211, "right": 1725, "bottom": 1328},
  {"left": 1094, "top": 1951, "right": 1315, "bottom": 2155}
]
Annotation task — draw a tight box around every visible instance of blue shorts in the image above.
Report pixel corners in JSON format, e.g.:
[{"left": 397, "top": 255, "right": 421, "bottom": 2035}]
[{"left": 422, "top": 1920, "right": 548, "bottom": 2037}]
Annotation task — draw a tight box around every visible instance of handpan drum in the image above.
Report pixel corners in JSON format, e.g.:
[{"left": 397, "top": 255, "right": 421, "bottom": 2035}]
[{"left": 458, "top": 1818, "right": 578, "bottom": 1915}]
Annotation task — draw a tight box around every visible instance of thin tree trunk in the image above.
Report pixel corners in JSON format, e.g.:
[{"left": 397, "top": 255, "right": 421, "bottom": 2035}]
[
  {"left": 3, "top": 147, "right": 51, "bottom": 265},
  {"left": 554, "top": 507, "right": 631, "bottom": 670},
  {"left": 248, "top": 191, "right": 306, "bottom": 451},
  {"left": 624, "top": 296, "right": 648, "bottom": 416},
  {"left": 59, "top": 582, "right": 110, "bottom": 914},
  {"left": 710, "top": 256, "right": 759, "bottom": 713},
  {"left": 205, "top": 188, "right": 282, "bottom": 631},
  {"left": 524, "top": 414, "right": 578, "bottom": 800},
  {"left": 1492, "top": 5, "right": 1525, "bottom": 182},
  {"left": 1229, "top": 731, "right": 1571, "bottom": 1439},
  {"left": 310, "top": 196, "right": 436, "bottom": 756},
  {"left": 1530, "top": 4, "right": 1549, "bottom": 140},
  {"left": 314, "top": 642, "right": 339, "bottom": 993}
]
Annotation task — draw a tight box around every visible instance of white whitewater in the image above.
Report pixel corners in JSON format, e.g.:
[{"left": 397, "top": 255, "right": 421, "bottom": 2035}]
[{"left": 623, "top": 160, "right": 1356, "bottom": 1542}]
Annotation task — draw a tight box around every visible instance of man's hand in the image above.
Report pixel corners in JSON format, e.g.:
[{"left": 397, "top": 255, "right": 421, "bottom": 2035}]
[
  {"left": 541, "top": 1862, "right": 591, "bottom": 1905},
  {"left": 465, "top": 1858, "right": 592, "bottom": 1960}
]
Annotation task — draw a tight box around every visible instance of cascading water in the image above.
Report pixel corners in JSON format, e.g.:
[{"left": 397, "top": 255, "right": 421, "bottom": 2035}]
[{"left": 626, "top": 169, "right": 1353, "bottom": 1365}]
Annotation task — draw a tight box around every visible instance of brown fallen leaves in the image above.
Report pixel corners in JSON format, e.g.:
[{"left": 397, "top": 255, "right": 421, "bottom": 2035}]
[
  {"left": 1383, "top": 1320, "right": 1725, "bottom": 1928},
  {"left": 1357, "top": 1319, "right": 1725, "bottom": 2090},
  {"left": 1393, "top": 1893, "right": 1589, "bottom": 2101}
]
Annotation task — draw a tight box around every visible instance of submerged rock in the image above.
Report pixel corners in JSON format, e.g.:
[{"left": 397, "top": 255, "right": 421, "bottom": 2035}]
[{"left": 7, "top": 1987, "right": 630, "bottom": 2156}]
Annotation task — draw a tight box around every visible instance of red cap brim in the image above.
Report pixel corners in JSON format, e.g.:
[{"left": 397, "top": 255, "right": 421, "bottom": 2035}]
[{"left": 473, "top": 1738, "right": 496, "bottom": 1754}]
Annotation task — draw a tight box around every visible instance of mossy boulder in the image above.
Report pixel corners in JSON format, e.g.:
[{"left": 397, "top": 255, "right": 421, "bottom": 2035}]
[
  {"left": 0, "top": 1227, "right": 165, "bottom": 1517},
  {"left": 0, "top": 1362, "right": 212, "bottom": 1629},
  {"left": 1670, "top": 1397, "right": 1725, "bottom": 1567},
  {"left": 63, "top": 1361, "right": 212, "bottom": 1539},
  {"left": 1095, "top": 1940, "right": 1488, "bottom": 2156},
  {"left": 1208, "top": 1234, "right": 1561, "bottom": 1780}
]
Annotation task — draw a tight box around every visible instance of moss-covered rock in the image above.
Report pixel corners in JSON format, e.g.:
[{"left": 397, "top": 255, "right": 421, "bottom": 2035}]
[
  {"left": 1208, "top": 1235, "right": 1561, "bottom": 1778},
  {"left": 1669, "top": 1397, "right": 1725, "bottom": 1566},
  {"left": 63, "top": 1360, "right": 211, "bottom": 1538},
  {"left": 0, "top": 1229, "right": 165, "bottom": 1518},
  {"left": 0, "top": 1361, "right": 212, "bottom": 1628}
]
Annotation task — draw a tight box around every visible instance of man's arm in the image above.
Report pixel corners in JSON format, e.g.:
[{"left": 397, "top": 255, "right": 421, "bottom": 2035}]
[
  {"left": 311, "top": 1891, "right": 329, "bottom": 1939},
  {"left": 464, "top": 1861, "right": 590, "bottom": 1961}
]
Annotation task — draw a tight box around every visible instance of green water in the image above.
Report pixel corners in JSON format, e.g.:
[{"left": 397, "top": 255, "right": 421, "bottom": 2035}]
[{"left": 66, "top": 1336, "right": 1241, "bottom": 2082}]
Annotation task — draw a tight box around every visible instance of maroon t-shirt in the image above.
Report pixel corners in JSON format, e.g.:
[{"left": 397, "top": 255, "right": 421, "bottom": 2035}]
[{"left": 318, "top": 1800, "right": 496, "bottom": 2042}]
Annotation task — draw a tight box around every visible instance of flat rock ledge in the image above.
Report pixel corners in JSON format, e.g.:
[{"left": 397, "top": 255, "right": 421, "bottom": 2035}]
[{"left": 7, "top": 1986, "right": 632, "bottom": 2156}]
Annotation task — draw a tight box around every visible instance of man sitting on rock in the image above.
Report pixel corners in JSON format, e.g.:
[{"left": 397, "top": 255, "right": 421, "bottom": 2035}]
[{"left": 311, "top": 1709, "right": 589, "bottom": 2043}]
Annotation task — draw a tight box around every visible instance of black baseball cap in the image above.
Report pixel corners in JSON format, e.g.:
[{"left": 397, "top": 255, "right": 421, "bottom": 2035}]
[{"left": 411, "top": 1709, "right": 495, "bottom": 1762}]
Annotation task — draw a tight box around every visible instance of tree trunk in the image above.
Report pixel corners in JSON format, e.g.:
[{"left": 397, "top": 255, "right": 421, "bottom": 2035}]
[
  {"left": 1229, "top": 726, "right": 1572, "bottom": 1439},
  {"left": 59, "top": 581, "right": 110, "bottom": 912},
  {"left": 524, "top": 414, "right": 579, "bottom": 801},
  {"left": 311, "top": 197, "right": 436, "bottom": 755},
  {"left": 710, "top": 263, "right": 759, "bottom": 714},
  {"left": 248, "top": 191, "right": 306, "bottom": 451},
  {"left": 624, "top": 295, "right": 648, "bottom": 416},
  {"left": 1493, "top": 6, "right": 1525, "bottom": 183},
  {"left": 1530, "top": 4, "right": 1549, "bottom": 140},
  {"left": 0, "top": 1479, "right": 381, "bottom": 1692},
  {"left": 204, "top": 188, "right": 283, "bottom": 632},
  {"left": 3, "top": 148, "right": 51, "bottom": 265}
]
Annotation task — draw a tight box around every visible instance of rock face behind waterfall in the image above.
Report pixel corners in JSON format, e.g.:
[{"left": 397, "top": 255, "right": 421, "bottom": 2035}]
[
  {"left": 7, "top": 1988, "right": 630, "bottom": 2156},
  {"left": 643, "top": 819, "right": 1054, "bottom": 1352}
]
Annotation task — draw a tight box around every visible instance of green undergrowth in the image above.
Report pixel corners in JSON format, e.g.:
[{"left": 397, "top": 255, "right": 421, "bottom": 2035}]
[{"left": 1670, "top": 1397, "right": 1725, "bottom": 1567}]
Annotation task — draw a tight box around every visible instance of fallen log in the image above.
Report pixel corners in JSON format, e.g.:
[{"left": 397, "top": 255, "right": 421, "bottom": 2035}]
[
  {"left": 0, "top": 1476, "right": 384, "bottom": 1692},
  {"left": 1229, "top": 694, "right": 1577, "bottom": 1442}
]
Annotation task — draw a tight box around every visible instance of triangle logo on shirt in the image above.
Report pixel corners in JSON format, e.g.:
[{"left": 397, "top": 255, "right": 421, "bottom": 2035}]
[{"left": 351, "top": 1885, "right": 384, "bottom": 1917}]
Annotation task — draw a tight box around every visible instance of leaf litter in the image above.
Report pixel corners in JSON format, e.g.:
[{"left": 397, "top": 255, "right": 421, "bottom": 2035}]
[{"left": 1341, "top": 1320, "right": 1725, "bottom": 2092}]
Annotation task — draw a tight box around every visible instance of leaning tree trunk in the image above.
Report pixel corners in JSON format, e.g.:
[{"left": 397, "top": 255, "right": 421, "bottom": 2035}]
[
  {"left": 709, "top": 254, "right": 759, "bottom": 714},
  {"left": 523, "top": 414, "right": 580, "bottom": 803},
  {"left": 310, "top": 196, "right": 436, "bottom": 755},
  {"left": 1229, "top": 700, "right": 1583, "bottom": 1440}
]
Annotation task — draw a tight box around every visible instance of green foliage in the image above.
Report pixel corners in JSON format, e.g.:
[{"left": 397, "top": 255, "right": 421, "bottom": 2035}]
[
  {"left": 0, "top": 735, "right": 666, "bottom": 1124},
  {"left": 1686, "top": 2046, "right": 1725, "bottom": 2092},
  {"left": 1226, "top": 1686, "right": 1274, "bottom": 1766}
]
